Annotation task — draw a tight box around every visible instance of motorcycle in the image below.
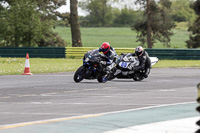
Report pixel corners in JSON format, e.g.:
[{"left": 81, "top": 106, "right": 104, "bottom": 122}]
[
  {"left": 74, "top": 49, "right": 110, "bottom": 83},
  {"left": 113, "top": 53, "right": 159, "bottom": 81}
]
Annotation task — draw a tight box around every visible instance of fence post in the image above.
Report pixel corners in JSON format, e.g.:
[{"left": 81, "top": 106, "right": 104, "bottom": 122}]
[{"left": 196, "top": 83, "right": 200, "bottom": 133}]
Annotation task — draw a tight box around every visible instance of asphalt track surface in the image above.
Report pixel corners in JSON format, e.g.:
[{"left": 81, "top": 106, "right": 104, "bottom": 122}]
[{"left": 0, "top": 68, "right": 199, "bottom": 132}]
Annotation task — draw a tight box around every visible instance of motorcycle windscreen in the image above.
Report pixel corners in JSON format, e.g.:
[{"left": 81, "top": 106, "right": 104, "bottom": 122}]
[
  {"left": 150, "top": 57, "right": 159, "bottom": 66},
  {"left": 84, "top": 49, "right": 100, "bottom": 59},
  {"left": 89, "top": 49, "right": 99, "bottom": 56}
]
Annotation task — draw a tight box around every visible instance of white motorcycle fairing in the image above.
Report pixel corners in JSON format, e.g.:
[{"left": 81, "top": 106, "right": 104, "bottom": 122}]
[
  {"left": 118, "top": 56, "right": 140, "bottom": 70},
  {"left": 149, "top": 57, "right": 159, "bottom": 66},
  {"left": 114, "top": 54, "right": 159, "bottom": 80}
]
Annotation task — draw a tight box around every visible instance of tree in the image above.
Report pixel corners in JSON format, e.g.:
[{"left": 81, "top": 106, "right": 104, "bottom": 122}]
[
  {"left": 0, "top": 0, "right": 44, "bottom": 47},
  {"left": 70, "top": 0, "right": 82, "bottom": 47},
  {"left": 132, "top": 0, "right": 175, "bottom": 48},
  {"left": 147, "top": 0, "right": 152, "bottom": 48},
  {"left": 79, "top": 0, "right": 113, "bottom": 26},
  {"left": 186, "top": 0, "right": 200, "bottom": 48},
  {"left": 34, "top": 0, "right": 66, "bottom": 20},
  {"left": 0, "top": 0, "right": 67, "bottom": 47},
  {"left": 113, "top": 7, "right": 139, "bottom": 26},
  {"left": 171, "top": 0, "right": 196, "bottom": 22}
]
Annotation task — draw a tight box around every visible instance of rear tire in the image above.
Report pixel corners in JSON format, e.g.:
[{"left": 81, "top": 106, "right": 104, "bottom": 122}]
[
  {"left": 133, "top": 73, "right": 144, "bottom": 81},
  {"left": 74, "top": 66, "right": 86, "bottom": 83}
]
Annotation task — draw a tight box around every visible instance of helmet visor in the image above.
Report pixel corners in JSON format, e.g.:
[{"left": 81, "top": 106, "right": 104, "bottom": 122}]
[{"left": 102, "top": 48, "right": 109, "bottom": 52}]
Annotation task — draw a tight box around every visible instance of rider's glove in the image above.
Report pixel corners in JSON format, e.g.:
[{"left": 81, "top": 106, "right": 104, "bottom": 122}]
[
  {"left": 100, "top": 61, "right": 106, "bottom": 65},
  {"left": 113, "top": 56, "right": 117, "bottom": 63},
  {"left": 99, "top": 48, "right": 103, "bottom": 52}
]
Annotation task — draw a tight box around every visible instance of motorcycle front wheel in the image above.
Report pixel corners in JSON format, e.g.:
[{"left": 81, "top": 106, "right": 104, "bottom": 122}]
[
  {"left": 74, "top": 66, "right": 86, "bottom": 83},
  {"left": 97, "top": 73, "right": 108, "bottom": 83}
]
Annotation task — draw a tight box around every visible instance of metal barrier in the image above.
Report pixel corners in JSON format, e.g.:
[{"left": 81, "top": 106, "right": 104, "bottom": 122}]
[
  {"left": 0, "top": 47, "right": 199, "bottom": 59},
  {"left": 0, "top": 47, "right": 65, "bottom": 58},
  {"left": 65, "top": 47, "right": 135, "bottom": 59},
  {"left": 196, "top": 83, "right": 200, "bottom": 133},
  {"left": 145, "top": 49, "right": 200, "bottom": 60},
  {"left": 66, "top": 47, "right": 200, "bottom": 60}
]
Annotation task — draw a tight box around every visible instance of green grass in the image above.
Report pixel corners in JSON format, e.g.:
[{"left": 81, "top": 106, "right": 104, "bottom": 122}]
[
  {"left": 154, "top": 60, "right": 200, "bottom": 68},
  {"left": 54, "top": 26, "right": 190, "bottom": 48},
  {"left": 0, "top": 58, "right": 82, "bottom": 75},
  {"left": 0, "top": 58, "right": 199, "bottom": 75}
]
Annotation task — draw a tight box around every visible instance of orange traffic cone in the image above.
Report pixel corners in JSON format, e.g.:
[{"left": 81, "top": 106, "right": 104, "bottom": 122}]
[{"left": 22, "top": 53, "right": 32, "bottom": 75}]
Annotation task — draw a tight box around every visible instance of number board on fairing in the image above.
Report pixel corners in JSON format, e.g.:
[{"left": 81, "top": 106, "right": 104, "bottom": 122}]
[{"left": 120, "top": 62, "right": 128, "bottom": 68}]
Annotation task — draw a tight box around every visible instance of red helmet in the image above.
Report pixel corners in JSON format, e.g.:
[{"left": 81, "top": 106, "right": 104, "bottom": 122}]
[{"left": 101, "top": 42, "right": 110, "bottom": 54}]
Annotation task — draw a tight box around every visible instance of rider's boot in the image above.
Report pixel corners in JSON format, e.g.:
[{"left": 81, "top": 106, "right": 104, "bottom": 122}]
[{"left": 143, "top": 68, "right": 150, "bottom": 78}]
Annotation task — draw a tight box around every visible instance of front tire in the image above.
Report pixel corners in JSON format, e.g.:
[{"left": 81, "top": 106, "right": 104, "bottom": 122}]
[
  {"left": 74, "top": 66, "right": 86, "bottom": 83},
  {"left": 97, "top": 73, "right": 108, "bottom": 83}
]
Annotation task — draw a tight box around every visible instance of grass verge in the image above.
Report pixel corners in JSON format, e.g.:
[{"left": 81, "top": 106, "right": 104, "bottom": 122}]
[
  {"left": 0, "top": 58, "right": 82, "bottom": 75},
  {"left": 0, "top": 58, "right": 199, "bottom": 75}
]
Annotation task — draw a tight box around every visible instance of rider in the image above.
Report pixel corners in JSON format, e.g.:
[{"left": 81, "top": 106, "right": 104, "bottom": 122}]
[
  {"left": 131, "top": 46, "right": 151, "bottom": 78},
  {"left": 98, "top": 42, "right": 117, "bottom": 80},
  {"left": 99, "top": 42, "right": 117, "bottom": 65}
]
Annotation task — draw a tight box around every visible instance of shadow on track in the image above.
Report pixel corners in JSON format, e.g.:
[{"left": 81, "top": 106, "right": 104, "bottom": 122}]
[{"left": 111, "top": 79, "right": 146, "bottom": 82}]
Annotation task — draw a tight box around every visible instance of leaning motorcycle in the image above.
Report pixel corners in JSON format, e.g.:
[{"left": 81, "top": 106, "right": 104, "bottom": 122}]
[
  {"left": 74, "top": 49, "right": 110, "bottom": 83},
  {"left": 113, "top": 53, "right": 158, "bottom": 81}
]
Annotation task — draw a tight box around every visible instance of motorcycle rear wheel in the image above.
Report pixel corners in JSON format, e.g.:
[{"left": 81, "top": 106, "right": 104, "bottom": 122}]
[
  {"left": 133, "top": 73, "right": 144, "bottom": 81},
  {"left": 74, "top": 66, "right": 86, "bottom": 83}
]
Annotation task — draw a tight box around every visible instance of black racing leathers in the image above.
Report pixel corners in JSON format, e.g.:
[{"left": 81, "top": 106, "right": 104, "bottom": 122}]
[
  {"left": 99, "top": 47, "right": 117, "bottom": 65},
  {"left": 132, "top": 51, "right": 151, "bottom": 78},
  {"left": 99, "top": 47, "right": 117, "bottom": 81}
]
